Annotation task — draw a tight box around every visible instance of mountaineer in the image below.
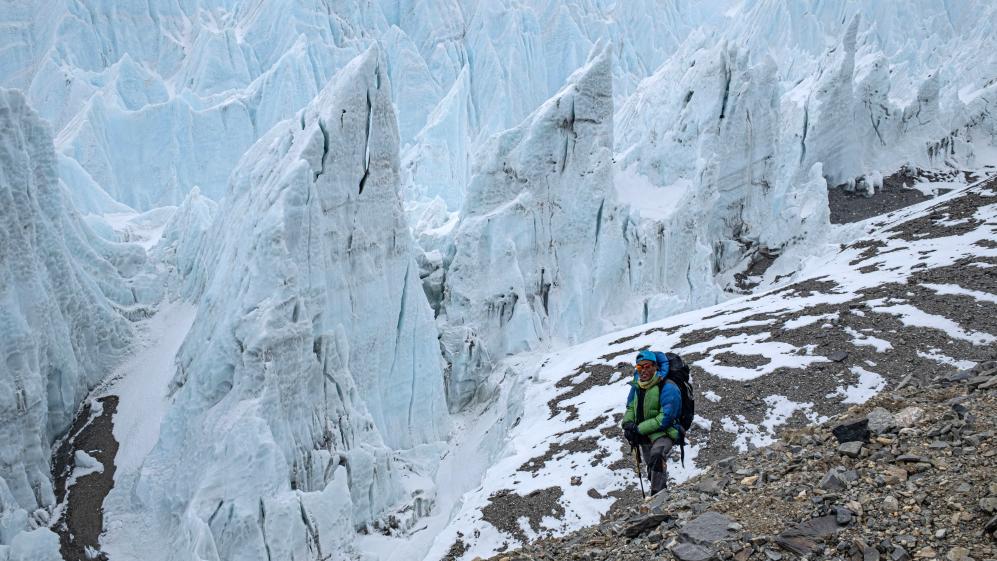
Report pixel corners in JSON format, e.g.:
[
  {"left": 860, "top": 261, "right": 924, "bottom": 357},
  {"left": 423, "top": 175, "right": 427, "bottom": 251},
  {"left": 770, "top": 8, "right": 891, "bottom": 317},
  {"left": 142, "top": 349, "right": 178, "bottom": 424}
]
[{"left": 621, "top": 349, "right": 695, "bottom": 496}]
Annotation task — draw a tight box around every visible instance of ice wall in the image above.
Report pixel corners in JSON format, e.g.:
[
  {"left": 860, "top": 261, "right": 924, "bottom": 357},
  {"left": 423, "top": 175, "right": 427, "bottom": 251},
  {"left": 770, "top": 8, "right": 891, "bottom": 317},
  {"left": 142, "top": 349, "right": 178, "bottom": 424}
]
[
  {"left": 617, "top": 35, "right": 830, "bottom": 247},
  {"left": 3, "top": 1, "right": 721, "bottom": 212},
  {"left": 2, "top": 3, "right": 997, "bottom": 558},
  {"left": 766, "top": 12, "right": 996, "bottom": 188},
  {"left": 58, "top": 92, "right": 256, "bottom": 209},
  {"left": 724, "top": 0, "right": 997, "bottom": 102},
  {"left": 613, "top": 10, "right": 996, "bottom": 298},
  {"left": 401, "top": 67, "right": 475, "bottom": 209},
  {"left": 151, "top": 186, "right": 218, "bottom": 300},
  {"left": 438, "top": 20, "right": 907, "bottom": 407},
  {"left": 0, "top": 89, "right": 137, "bottom": 551},
  {"left": 722, "top": 1, "right": 997, "bottom": 178},
  {"left": 438, "top": 43, "right": 622, "bottom": 410},
  {"left": 129, "top": 47, "right": 449, "bottom": 560},
  {"left": 5, "top": 0, "right": 994, "bottom": 215}
]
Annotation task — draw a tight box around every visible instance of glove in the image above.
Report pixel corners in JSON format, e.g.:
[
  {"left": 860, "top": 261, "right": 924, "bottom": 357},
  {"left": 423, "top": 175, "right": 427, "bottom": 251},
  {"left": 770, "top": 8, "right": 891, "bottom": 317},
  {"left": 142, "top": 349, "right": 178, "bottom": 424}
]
[{"left": 622, "top": 422, "right": 640, "bottom": 444}]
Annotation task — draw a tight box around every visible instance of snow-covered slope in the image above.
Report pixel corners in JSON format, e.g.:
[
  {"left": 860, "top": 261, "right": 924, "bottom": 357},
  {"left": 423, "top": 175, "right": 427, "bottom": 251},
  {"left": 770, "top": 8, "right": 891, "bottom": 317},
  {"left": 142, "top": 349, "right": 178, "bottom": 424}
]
[
  {"left": 430, "top": 173, "right": 997, "bottom": 560},
  {"left": 0, "top": 88, "right": 143, "bottom": 558}
]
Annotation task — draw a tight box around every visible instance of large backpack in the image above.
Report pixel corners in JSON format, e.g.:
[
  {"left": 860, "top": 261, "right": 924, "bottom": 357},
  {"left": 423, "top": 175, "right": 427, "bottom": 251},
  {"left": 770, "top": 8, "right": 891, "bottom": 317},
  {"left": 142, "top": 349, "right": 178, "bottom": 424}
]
[{"left": 654, "top": 351, "right": 696, "bottom": 463}]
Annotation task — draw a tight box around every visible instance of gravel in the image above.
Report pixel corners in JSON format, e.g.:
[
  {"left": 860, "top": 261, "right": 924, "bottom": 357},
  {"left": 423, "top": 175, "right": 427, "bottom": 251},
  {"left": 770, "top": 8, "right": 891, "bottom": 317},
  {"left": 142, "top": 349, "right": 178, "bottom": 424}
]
[{"left": 484, "top": 364, "right": 997, "bottom": 561}]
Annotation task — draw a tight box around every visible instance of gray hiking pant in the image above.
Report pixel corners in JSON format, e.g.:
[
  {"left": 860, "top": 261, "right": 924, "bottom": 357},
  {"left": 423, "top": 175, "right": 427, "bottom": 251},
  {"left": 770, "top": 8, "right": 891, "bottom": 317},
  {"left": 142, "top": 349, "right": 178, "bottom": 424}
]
[{"left": 640, "top": 436, "right": 674, "bottom": 495}]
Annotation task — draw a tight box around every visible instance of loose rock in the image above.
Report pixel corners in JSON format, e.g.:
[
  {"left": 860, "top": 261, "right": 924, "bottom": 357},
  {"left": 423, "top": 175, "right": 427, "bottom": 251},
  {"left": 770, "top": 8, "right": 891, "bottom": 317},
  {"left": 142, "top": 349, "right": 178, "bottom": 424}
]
[
  {"left": 833, "top": 418, "right": 870, "bottom": 444},
  {"left": 867, "top": 407, "right": 897, "bottom": 434},
  {"left": 620, "top": 513, "right": 671, "bottom": 538},
  {"left": 894, "top": 407, "right": 925, "bottom": 429},
  {"left": 680, "top": 512, "right": 738, "bottom": 546},
  {"left": 671, "top": 542, "right": 717, "bottom": 561},
  {"left": 979, "top": 496, "right": 997, "bottom": 514},
  {"left": 838, "top": 441, "right": 864, "bottom": 457},
  {"left": 945, "top": 546, "right": 971, "bottom": 561}
]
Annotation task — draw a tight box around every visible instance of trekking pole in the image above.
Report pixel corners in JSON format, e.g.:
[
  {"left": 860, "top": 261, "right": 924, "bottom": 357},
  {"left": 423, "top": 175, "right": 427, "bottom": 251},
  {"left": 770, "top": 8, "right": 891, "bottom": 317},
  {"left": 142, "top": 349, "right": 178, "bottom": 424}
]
[{"left": 631, "top": 445, "right": 646, "bottom": 499}]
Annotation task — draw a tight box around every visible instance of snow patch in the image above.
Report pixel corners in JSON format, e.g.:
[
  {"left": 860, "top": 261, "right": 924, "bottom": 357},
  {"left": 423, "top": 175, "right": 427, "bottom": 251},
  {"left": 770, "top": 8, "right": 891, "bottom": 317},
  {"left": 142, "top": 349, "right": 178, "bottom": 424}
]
[
  {"left": 922, "top": 283, "right": 997, "bottom": 304},
  {"left": 827, "top": 366, "right": 887, "bottom": 404}
]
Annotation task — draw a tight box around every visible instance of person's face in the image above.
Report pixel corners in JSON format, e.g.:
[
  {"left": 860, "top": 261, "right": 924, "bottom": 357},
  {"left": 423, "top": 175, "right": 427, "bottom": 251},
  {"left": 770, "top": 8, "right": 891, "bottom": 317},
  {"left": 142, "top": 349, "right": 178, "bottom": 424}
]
[{"left": 636, "top": 360, "right": 656, "bottom": 381}]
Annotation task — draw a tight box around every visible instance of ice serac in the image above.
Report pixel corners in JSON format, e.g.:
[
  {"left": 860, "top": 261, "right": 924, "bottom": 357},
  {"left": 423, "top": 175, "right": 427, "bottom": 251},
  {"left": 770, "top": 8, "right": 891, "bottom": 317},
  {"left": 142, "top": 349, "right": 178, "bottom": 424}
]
[
  {"left": 800, "top": 16, "right": 862, "bottom": 188},
  {"left": 381, "top": 24, "right": 444, "bottom": 146},
  {"left": 57, "top": 93, "right": 256, "bottom": 209},
  {"left": 132, "top": 46, "right": 449, "bottom": 561},
  {"left": 151, "top": 186, "right": 218, "bottom": 300},
  {"left": 0, "top": 89, "right": 136, "bottom": 552},
  {"left": 439, "top": 42, "right": 616, "bottom": 410},
  {"left": 5, "top": 0, "right": 723, "bottom": 215},
  {"left": 402, "top": 66, "right": 475, "bottom": 210},
  {"left": 613, "top": 29, "right": 837, "bottom": 309},
  {"left": 722, "top": 2, "right": 997, "bottom": 184}
]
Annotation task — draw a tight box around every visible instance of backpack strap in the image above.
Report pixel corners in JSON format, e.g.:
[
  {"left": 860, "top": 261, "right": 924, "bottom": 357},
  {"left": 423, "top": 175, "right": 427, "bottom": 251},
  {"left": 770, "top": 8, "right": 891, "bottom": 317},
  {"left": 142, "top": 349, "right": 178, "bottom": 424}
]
[{"left": 662, "top": 377, "right": 687, "bottom": 467}]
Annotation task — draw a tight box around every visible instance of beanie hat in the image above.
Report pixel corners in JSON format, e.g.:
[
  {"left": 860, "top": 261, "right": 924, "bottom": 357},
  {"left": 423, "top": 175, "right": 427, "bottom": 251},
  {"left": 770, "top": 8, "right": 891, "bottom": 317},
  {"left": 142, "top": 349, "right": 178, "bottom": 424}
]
[{"left": 635, "top": 349, "right": 657, "bottom": 364}]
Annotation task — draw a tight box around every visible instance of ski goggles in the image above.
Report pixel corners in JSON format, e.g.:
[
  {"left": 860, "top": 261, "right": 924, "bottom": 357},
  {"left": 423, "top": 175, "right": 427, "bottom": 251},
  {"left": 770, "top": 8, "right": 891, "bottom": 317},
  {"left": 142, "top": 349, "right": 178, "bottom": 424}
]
[{"left": 635, "top": 361, "right": 656, "bottom": 372}]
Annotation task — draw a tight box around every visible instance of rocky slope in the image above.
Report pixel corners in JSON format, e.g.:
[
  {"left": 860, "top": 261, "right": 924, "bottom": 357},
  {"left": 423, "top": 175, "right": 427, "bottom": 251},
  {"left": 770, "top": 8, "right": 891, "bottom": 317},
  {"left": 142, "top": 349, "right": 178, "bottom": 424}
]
[
  {"left": 482, "top": 362, "right": 997, "bottom": 561},
  {"left": 436, "top": 175, "right": 997, "bottom": 559}
]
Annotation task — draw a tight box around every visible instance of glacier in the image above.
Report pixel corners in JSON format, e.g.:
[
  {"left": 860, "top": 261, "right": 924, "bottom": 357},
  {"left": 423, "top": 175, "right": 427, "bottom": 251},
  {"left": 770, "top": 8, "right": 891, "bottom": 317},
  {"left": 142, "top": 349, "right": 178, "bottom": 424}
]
[
  {"left": 98, "top": 47, "right": 450, "bottom": 561},
  {"left": 0, "top": 88, "right": 144, "bottom": 561},
  {"left": 4, "top": 0, "right": 724, "bottom": 212},
  {"left": 438, "top": 42, "right": 620, "bottom": 410},
  {"left": 1, "top": 1, "right": 997, "bottom": 560}
]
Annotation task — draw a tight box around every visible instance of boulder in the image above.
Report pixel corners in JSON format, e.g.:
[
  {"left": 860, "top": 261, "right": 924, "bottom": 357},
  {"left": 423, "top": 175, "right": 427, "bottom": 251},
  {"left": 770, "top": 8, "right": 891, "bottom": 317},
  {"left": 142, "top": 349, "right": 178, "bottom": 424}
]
[
  {"left": 891, "top": 546, "right": 911, "bottom": 561},
  {"left": 979, "top": 496, "right": 997, "bottom": 514},
  {"left": 695, "top": 477, "right": 728, "bottom": 495},
  {"left": 833, "top": 418, "right": 870, "bottom": 443},
  {"left": 883, "top": 496, "right": 900, "bottom": 512},
  {"left": 894, "top": 407, "right": 924, "bottom": 429},
  {"left": 783, "top": 515, "right": 841, "bottom": 537},
  {"left": 620, "top": 512, "right": 671, "bottom": 538},
  {"left": 838, "top": 441, "right": 864, "bottom": 458},
  {"left": 882, "top": 465, "right": 908, "bottom": 485},
  {"left": 867, "top": 407, "right": 897, "bottom": 434},
  {"left": 943, "top": 370, "right": 973, "bottom": 383},
  {"left": 716, "top": 457, "right": 738, "bottom": 470},
  {"left": 733, "top": 547, "right": 753, "bottom": 561},
  {"left": 671, "top": 542, "right": 717, "bottom": 561},
  {"left": 829, "top": 351, "right": 850, "bottom": 362},
  {"left": 648, "top": 490, "right": 671, "bottom": 514},
  {"left": 820, "top": 468, "right": 858, "bottom": 491},
  {"left": 775, "top": 535, "right": 818, "bottom": 556},
  {"left": 834, "top": 506, "right": 853, "bottom": 525},
  {"left": 776, "top": 514, "right": 844, "bottom": 555},
  {"left": 945, "top": 547, "right": 970, "bottom": 561},
  {"left": 856, "top": 539, "right": 881, "bottom": 561},
  {"left": 680, "top": 512, "right": 739, "bottom": 546},
  {"left": 820, "top": 471, "right": 848, "bottom": 491}
]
